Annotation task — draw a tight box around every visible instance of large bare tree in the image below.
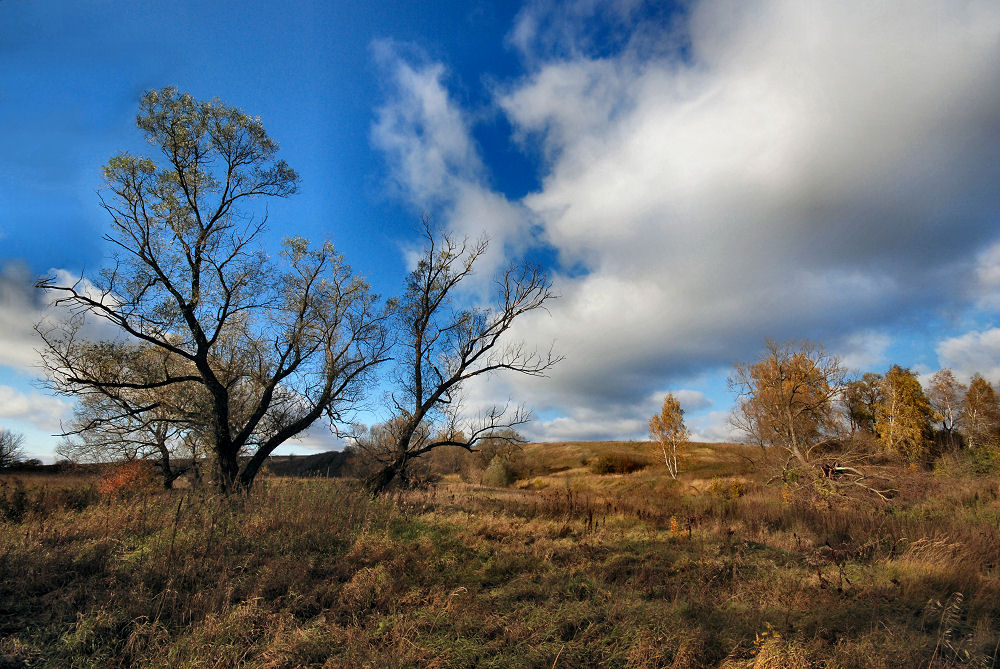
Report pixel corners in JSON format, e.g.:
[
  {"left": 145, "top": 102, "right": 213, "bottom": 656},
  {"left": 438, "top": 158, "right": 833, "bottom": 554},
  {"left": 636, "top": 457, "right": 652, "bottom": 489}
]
[
  {"left": 364, "top": 219, "right": 560, "bottom": 495},
  {"left": 37, "top": 88, "right": 390, "bottom": 492}
]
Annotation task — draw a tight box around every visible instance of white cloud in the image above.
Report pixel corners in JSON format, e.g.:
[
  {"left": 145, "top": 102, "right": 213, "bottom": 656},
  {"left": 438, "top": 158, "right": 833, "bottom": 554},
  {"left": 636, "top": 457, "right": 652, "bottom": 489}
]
[
  {"left": 373, "top": 0, "right": 1000, "bottom": 440},
  {"left": 936, "top": 328, "right": 1000, "bottom": 383},
  {"left": 689, "top": 410, "right": 742, "bottom": 443},
  {"left": 371, "top": 42, "right": 533, "bottom": 285},
  {"left": 280, "top": 427, "right": 346, "bottom": 454},
  {"left": 499, "top": 0, "right": 1000, "bottom": 420},
  {"left": 0, "top": 384, "right": 71, "bottom": 432},
  {"left": 974, "top": 241, "right": 1000, "bottom": 310},
  {"left": 461, "top": 376, "right": 713, "bottom": 443},
  {"left": 1, "top": 261, "right": 122, "bottom": 374},
  {"left": 529, "top": 409, "right": 648, "bottom": 442},
  {"left": 0, "top": 262, "right": 48, "bottom": 372},
  {"left": 836, "top": 331, "right": 892, "bottom": 372}
]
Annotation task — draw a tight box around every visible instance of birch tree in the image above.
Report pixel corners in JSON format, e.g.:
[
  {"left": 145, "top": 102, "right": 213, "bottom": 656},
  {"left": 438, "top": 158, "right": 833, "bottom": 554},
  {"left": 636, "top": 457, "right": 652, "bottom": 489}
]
[
  {"left": 961, "top": 374, "right": 1000, "bottom": 450},
  {"left": 927, "top": 368, "right": 966, "bottom": 450},
  {"left": 874, "top": 365, "right": 934, "bottom": 461},
  {"left": 649, "top": 393, "right": 687, "bottom": 479}
]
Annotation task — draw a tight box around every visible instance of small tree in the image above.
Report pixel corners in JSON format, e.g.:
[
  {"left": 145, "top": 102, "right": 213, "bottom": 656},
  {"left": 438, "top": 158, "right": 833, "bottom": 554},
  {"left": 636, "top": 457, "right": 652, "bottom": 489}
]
[
  {"left": 961, "top": 375, "right": 1000, "bottom": 450},
  {"left": 0, "top": 428, "right": 25, "bottom": 468},
  {"left": 481, "top": 455, "right": 515, "bottom": 487},
  {"left": 364, "top": 219, "right": 560, "bottom": 496},
  {"left": 348, "top": 416, "right": 432, "bottom": 485},
  {"left": 927, "top": 368, "right": 966, "bottom": 450},
  {"left": 874, "top": 365, "right": 935, "bottom": 461},
  {"left": 843, "top": 372, "right": 883, "bottom": 435},
  {"left": 649, "top": 393, "right": 687, "bottom": 479},
  {"left": 37, "top": 88, "right": 390, "bottom": 493},
  {"left": 470, "top": 428, "right": 525, "bottom": 475}
]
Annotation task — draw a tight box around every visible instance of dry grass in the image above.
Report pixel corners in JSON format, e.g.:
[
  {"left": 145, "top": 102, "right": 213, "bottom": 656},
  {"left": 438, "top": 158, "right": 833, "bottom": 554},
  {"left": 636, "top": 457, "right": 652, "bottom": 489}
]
[{"left": 2, "top": 443, "right": 999, "bottom": 667}]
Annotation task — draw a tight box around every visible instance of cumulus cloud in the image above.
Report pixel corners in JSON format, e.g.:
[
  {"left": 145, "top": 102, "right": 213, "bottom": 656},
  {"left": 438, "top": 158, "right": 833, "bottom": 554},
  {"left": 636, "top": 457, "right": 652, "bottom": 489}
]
[
  {"left": 0, "top": 384, "right": 71, "bottom": 432},
  {"left": 936, "top": 328, "right": 1000, "bottom": 383},
  {"left": 973, "top": 241, "right": 1000, "bottom": 310},
  {"left": 835, "top": 331, "right": 892, "bottom": 373},
  {"left": 1, "top": 261, "right": 121, "bottom": 375},
  {"left": 465, "top": 374, "right": 713, "bottom": 442},
  {"left": 280, "top": 427, "right": 346, "bottom": 454},
  {"left": 500, "top": 0, "right": 1000, "bottom": 417},
  {"left": 374, "top": 0, "right": 1000, "bottom": 439},
  {"left": 689, "top": 410, "right": 742, "bottom": 444},
  {"left": 371, "top": 41, "right": 533, "bottom": 284}
]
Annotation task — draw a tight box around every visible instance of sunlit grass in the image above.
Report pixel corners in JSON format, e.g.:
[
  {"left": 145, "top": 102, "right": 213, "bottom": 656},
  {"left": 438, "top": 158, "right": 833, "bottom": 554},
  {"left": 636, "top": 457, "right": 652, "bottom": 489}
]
[{"left": 2, "top": 443, "right": 999, "bottom": 667}]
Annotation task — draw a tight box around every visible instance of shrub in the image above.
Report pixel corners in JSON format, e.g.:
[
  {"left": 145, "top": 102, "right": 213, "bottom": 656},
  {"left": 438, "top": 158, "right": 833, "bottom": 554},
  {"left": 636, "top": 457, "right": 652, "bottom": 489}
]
[
  {"left": 0, "top": 480, "right": 29, "bottom": 522},
  {"left": 589, "top": 453, "right": 647, "bottom": 475},
  {"left": 98, "top": 461, "right": 158, "bottom": 496},
  {"left": 709, "top": 477, "right": 747, "bottom": 500},
  {"left": 481, "top": 456, "right": 515, "bottom": 487},
  {"left": 934, "top": 447, "right": 1000, "bottom": 478}
]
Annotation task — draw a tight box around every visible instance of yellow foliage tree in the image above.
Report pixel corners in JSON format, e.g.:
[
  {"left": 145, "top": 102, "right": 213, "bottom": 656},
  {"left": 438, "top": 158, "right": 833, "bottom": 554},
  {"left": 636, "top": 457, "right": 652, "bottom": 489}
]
[
  {"left": 962, "top": 374, "right": 1000, "bottom": 450},
  {"left": 729, "top": 340, "right": 844, "bottom": 466},
  {"left": 649, "top": 393, "right": 688, "bottom": 479},
  {"left": 874, "top": 365, "right": 935, "bottom": 461}
]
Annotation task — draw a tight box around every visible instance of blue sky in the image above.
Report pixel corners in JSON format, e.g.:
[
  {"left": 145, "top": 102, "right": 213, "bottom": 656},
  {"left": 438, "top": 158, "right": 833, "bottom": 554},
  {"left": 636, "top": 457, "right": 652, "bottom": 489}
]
[{"left": 2, "top": 0, "right": 1000, "bottom": 460}]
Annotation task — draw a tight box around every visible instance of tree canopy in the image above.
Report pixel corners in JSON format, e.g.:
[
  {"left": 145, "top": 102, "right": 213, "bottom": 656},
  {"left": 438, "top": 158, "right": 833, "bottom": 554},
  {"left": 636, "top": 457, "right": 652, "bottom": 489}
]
[
  {"left": 730, "top": 340, "right": 845, "bottom": 466},
  {"left": 874, "top": 365, "right": 935, "bottom": 461}
]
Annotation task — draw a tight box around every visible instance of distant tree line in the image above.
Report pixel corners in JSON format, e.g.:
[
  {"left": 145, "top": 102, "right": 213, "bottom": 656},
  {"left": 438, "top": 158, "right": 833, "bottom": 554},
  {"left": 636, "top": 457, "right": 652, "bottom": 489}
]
[{"left": 728, "top": 339, "right": 1000, "bottom": 495}]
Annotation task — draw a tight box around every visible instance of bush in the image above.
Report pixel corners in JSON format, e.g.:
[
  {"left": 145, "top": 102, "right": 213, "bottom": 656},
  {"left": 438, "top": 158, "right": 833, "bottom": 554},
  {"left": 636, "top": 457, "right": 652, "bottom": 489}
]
[
  {"left": 589, "top": 453, "right": 648, "bottom": 475},
  {"left": 481, "top": 456, "right": 515, "bottom": 487},
  {"left": 709, "top": 477, "right": 747, "bottom": 500},
  {"left": 98, "top": 461, "right": 159, "bottom": 496},
  {"left": 935, "top": 447, "right": 1000, "bottom": 478},
  {"left": 0, "top": 480, "right": 29, "bottom": 522}
]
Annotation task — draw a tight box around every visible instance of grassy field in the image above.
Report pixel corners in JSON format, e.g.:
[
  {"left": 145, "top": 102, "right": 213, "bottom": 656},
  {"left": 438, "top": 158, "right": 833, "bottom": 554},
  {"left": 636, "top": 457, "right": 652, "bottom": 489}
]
[{"left": 2, "top": 442, "right": 999, "bottom": 667}]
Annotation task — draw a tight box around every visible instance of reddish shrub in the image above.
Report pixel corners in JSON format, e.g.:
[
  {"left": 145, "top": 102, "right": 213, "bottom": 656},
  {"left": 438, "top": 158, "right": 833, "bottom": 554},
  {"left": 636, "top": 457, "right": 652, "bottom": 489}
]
[{"left": 98, "top": 461, "right": 158, "bottom": 495}]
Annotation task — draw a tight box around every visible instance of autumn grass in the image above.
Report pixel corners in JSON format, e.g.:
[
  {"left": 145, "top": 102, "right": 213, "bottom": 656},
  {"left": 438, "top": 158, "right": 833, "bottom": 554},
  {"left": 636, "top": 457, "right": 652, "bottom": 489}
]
[{"left": 2, "top": 444, "right": 1000, "bottom": 667}]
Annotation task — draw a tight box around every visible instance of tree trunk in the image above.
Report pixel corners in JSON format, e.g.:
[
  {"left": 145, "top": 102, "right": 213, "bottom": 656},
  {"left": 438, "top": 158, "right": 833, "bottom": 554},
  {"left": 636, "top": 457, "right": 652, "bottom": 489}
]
[
  {"left": 366, "top": 453, "right": 411, "bottom": 497},
  {"left": 237, "top": 449, "right": 270, "bottom": 491},
  {"left": 216, "top": 450, "right": 240, "bottom": 494},
  {"left": 157, "top": 441, "right": 175, "bottom": 489}
]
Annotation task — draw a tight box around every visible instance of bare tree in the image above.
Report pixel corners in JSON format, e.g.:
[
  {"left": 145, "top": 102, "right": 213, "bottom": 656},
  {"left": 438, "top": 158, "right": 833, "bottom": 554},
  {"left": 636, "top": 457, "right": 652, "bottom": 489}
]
[
  {"left": 0, "top": 428, "right": 25, "bottom": 468},
  {"left": 36, "top": 88, "right": 390, "bottom": 493},
  {"left": 364, "top": 219, "right": 560, "bottom": 495}
]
